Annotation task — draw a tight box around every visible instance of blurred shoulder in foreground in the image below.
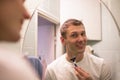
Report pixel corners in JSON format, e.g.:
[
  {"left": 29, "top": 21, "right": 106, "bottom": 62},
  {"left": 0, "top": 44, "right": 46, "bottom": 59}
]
[{"left": 0, "top": 48, "right": 40, "bottom": 80}]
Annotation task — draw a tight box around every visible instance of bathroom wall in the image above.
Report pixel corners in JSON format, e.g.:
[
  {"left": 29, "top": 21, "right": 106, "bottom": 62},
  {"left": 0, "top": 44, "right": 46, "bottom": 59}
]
[
  {"left": 20, "top": 0, "right": 39, "bottom": 55},
  {"left": 88, "top": 0, "right": 120, "bottom": 79},
  {"left": 110, "top": 0, "right": 120, "bottom": 29},
  {"left": 37, "top": 0, "right": 60, "bottom": 20}
]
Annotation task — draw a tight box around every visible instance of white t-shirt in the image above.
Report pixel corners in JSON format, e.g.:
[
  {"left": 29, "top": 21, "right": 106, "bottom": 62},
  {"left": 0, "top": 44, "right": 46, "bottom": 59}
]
[
  {"left": 45, "top": 51, "right": 111, "bottom": 80},
  {"left": 0, "top": 48, "right": 40, "bottom": 80}
]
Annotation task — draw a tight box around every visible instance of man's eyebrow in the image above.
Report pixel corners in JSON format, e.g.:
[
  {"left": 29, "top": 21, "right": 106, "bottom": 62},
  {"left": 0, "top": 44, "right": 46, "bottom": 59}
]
[{"left": 71, "top": 32, "right": 78, "bottom": 34}]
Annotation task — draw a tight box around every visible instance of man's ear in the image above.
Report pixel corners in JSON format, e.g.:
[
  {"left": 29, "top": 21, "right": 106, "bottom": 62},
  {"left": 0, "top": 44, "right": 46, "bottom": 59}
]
[{"left": 60, "top": 36, "right": 66, "bottom": 46}]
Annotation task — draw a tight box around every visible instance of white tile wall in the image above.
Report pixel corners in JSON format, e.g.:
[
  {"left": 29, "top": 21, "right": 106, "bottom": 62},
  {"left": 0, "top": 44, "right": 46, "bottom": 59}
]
[{"left": 89, "top": 3, "right": 120, "bottom": 80}]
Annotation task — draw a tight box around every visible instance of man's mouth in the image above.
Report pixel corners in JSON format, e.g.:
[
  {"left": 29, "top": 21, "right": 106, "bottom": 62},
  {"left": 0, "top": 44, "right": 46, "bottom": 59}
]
[{"left": 76, "top": 44, "right": 84, "bottom": 49}]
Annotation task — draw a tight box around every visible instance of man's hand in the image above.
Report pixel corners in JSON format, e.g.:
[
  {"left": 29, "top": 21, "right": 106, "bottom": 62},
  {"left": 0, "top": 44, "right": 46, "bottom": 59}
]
[{"left": 74, "top": 67, "right": 93, "bottom": 80}]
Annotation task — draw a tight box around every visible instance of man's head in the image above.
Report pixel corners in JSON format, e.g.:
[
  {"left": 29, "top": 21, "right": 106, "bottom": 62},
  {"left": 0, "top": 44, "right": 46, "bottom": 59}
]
[
  {"left": 60, "top": 19, "right": 87, "bottom": 55},
  {"left": 0, "top": 0, "right": 30, "bottom": 42}
]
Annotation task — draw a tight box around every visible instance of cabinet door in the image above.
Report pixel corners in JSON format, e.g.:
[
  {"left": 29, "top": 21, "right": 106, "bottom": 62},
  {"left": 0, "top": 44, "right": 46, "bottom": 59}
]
[
  {"left": 60, "top": 0, "right": 101, "bottom": 40},
  {"left": 38, "top": 16, "right": 56, "bottom": 64}
]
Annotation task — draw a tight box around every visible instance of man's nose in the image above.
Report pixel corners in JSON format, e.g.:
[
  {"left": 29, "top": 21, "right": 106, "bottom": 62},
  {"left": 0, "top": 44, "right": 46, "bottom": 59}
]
[
  {"left": 23, "top": 7, "right": 31, "bottom": 19},
  {"left": 77, "top": 35, "right": 84, "bottom": 41}
]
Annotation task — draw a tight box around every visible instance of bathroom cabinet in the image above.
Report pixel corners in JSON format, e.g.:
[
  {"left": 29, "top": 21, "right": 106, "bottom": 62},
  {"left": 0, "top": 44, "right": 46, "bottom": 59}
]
[{"left": 60, "top": 0, "right": 102, "bottom": 40}]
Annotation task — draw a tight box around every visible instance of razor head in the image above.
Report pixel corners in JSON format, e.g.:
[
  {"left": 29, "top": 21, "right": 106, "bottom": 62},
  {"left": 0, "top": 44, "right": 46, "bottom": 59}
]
[
  {"left": 70, "top": 56, "right": 78, "bottom": 67},
  {"left": 70, "top": 56, "right": 76, "bottom": 62}
]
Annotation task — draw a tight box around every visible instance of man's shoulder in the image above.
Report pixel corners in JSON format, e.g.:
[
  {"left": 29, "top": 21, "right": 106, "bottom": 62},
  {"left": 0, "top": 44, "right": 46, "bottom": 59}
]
[
  {"left": 47, "top": 54, "right": 66, "bottom": 68},
  {"left": 87, "top": 53, "right": 104, "bottom": 65},
  {"left": 0, "top": 51, "right": 40, "bottom": 80}
]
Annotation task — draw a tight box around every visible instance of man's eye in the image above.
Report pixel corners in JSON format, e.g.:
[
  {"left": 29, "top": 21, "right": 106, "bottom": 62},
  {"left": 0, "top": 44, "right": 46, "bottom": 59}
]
[
  {"left": 71, "top": 34, "right": 78, "bottom": 38},
  {"left": 81, "top": 32, "right": 86, "bottom": 36}
]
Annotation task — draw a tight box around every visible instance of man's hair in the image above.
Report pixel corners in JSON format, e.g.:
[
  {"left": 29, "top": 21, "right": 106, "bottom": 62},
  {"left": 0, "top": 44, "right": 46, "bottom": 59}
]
[{"left": 60, "top": 19, "right": 84, "bottom": 38}]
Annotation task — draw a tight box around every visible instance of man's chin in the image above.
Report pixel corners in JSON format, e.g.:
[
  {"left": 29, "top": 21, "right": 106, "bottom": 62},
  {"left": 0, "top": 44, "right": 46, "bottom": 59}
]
[{"left": 77, "top": 49, "right": 85, "bottom": 54}]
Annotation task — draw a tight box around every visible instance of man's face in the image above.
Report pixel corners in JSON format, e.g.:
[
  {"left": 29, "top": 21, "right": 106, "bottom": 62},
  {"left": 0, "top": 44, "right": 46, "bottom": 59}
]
[
  {"left": 0, "top": 0, "right": 30, "bottom": 42},
  {"left": 61, "top": 25, "right": 87, "bottom": 55}
]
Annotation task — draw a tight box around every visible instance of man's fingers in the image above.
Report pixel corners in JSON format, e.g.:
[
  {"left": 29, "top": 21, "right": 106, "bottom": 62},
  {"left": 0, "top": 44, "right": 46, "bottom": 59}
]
[
  {"left": 74, "top": 67, "right": 93, "bottom": 80},
  {"left": 75, "top": 67, "right": 88, "bottom": 77},
  {"left": 75, "top": 70, "right": 84, "bottom": 80}
]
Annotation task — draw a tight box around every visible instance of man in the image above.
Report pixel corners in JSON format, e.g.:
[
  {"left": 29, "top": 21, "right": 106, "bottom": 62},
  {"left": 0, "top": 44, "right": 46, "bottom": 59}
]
[
  {"left": 0, "top": 0, "right": 40, "bottom": 80},
  {"left": 45, "top": 19, "right": 112, "bottom": 80}
]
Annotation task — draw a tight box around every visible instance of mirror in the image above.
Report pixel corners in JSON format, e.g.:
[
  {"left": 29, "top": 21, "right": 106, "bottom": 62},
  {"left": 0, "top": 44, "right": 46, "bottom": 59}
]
[{"left": 22, "top": 0, "right": 120, "bottom": 80}]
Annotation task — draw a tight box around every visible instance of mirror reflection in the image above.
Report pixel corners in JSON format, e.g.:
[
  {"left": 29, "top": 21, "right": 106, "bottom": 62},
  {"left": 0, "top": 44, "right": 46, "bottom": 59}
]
[{"left": 22, "top": 0, "right": 120, "bottom": 80}]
